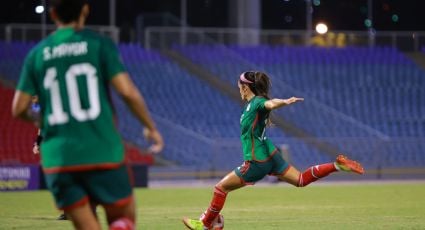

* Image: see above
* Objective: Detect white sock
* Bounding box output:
[334,162,341,171]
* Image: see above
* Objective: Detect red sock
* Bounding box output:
[201,186,227,227]
[109,217,134,230]
[297,163,337,187]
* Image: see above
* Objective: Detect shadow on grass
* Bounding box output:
[13,216,64,221]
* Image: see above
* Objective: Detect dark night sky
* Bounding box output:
[0,0,424,31]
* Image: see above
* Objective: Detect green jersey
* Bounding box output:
[240,96,277,161]
[17,28,125,173]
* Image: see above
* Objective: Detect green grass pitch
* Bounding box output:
[0,182,424,229]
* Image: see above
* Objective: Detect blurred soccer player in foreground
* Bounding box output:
[12,0,163,229]
[183,71,364,230]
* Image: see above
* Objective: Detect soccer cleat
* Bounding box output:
[182,217,208,230]
[57,213,68,220]
[336,155,365,174]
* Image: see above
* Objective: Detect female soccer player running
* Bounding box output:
[183,71,364,230]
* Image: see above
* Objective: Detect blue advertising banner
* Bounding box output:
[0,164,40,191]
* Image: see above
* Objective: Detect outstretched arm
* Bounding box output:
[111,73,164,154]
[264,97,304,110]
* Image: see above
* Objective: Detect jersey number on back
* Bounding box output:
[43,63,100,125]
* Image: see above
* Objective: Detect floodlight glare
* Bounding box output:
[315,23,328,34]
[35,5,45,14]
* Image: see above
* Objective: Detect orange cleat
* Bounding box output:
[336,155,365,174]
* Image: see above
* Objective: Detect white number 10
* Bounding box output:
[43,63,100,125]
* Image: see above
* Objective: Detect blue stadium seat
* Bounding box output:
[1,42,424,170]
[174,44,425,168]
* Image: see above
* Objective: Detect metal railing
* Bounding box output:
[2,23,120,43]
[2,24,424,52]
[144,26,425,51]
[135,13,182,44]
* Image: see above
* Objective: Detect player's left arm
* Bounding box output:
[111,73,164,154]
[13,49,37,121]
[12,90,33,121]
[264,97,304,110]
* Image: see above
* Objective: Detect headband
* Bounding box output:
[239,72,254,84]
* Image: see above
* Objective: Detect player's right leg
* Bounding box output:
[85,164,135,230]
[44,172,101,229]
[277,154,364,187]
[67,203,101,230]
[184,160,272,229]
[104,198,136,230]
[183,170,244,230]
